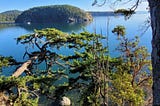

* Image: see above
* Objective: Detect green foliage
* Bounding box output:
[114,9,135,16]
[0,76,39,106]
[14,92,38,106]
[35,28,68,41]
[16,28,109,105]
[0,27,152,105]
[0,75,61,106]
[111,72,144,105]
[0,56,9,69]
[0,56,15,71]
[15,5,92,24]
[109,26,152,106]
[112,25,126,37]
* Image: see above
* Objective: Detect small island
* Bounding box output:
[15,5,93,24]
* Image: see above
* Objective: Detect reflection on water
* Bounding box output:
[0,22,91,33]
[19,22,89,32]
[0,23,16,30]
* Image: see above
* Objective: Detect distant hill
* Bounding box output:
[1,10,22,15]
[0,10,22,23]
[15,5,92,24]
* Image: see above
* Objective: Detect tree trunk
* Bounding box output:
[148,0,160,105]
[12,56,38,77]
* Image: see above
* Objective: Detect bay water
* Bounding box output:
[0,12,151,75]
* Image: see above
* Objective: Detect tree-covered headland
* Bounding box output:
[15,5,92,24]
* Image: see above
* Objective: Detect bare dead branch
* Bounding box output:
[130,0,140,11]
[12,56,38,77]
[92,0,106,6]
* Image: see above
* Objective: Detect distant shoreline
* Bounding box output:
[0,12,118,24]
[0,11,148,24]
[0,21,15,24]
[88,11,122,16]
[88,11,148,16]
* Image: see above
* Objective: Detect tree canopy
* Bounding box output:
[0,27,152,105]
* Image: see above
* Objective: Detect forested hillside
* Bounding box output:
[0,10,22,23]
[15,5,92,24]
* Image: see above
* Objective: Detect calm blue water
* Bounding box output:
[0,13,151,63]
